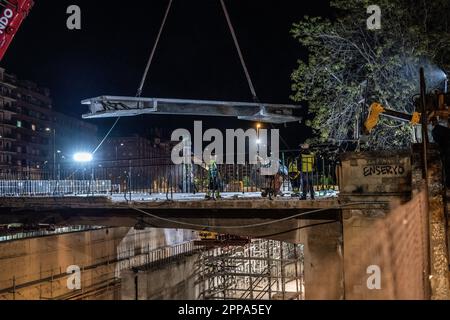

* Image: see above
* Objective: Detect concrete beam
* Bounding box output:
[81,96,302,124]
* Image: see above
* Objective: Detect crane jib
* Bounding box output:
[0,0,33,60]
[0,7,14,35]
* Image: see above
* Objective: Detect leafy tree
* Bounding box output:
[291,0,450,150]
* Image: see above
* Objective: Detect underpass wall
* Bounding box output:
[121,253,200,300]
[0,227,197,300]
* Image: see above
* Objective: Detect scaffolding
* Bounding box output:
[196,239,304,300]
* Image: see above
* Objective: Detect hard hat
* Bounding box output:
[300,143,310,149]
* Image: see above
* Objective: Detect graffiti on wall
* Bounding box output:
[363,165,406,177]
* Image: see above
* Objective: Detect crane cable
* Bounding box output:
[91,0,173,156]
[220,0,259,103]
[92,0,290,156]
[137,0,174,98]
[220,0,291,150]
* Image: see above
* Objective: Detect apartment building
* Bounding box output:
[0,68,98,173]
[0,67,53,170]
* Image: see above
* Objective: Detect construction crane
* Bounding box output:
[363,68,450,194]
[0,0,33,61]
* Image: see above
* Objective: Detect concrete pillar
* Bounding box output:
[300,222,344,300]
[339,151,413,299]
[342,210,395,299]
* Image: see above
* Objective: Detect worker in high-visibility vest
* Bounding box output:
[205,156,221,200]
[288,157,301,197]
[300,144,316,200]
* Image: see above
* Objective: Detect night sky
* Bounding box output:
[2,0,330,149]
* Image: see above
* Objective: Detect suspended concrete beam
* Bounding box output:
[81,96,302,124]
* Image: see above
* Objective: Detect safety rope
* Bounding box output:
[92,117,121,155]
[220,0,259,103]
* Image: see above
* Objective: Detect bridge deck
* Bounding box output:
[0,194,386,242]
[0,193,344,219]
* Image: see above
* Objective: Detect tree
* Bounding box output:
[291,0,450,150]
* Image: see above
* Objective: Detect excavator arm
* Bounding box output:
[0,0,34,61]
[364,102,421,133]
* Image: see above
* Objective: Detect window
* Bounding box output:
[16,121,22,128]
[31,124,36,131]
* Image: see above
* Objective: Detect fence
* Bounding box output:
[0,180,112,196]
[0,152,339,197]
[345,191,429,299]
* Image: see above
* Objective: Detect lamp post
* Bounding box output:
[45,127,56,180]
[57,150,62,181]
[74,152,94,195]
[256,123,262,156]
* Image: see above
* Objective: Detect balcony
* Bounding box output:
[0,91,18,100]
[16,96,51,111]
[0,147,16,154]
[0,105,19,113]
[0,120,18,128]
[0,134,17,140]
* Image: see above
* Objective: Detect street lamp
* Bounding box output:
[73,152,94,163]
[46,127,56,180]
[256,123,262,156]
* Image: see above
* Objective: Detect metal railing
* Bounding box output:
[0,153,339,198]
[0,179,112,196]
[0,226,103,243]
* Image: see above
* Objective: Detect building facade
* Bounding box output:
[0,67,98,174]
[97,135,172,167]
[0,67,53,171]
[96,135,173,193]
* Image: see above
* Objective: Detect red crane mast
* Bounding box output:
[0,0,33,61]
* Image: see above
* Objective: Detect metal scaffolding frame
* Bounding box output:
[195,239,304,300]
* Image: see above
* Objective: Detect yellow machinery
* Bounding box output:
[365,102,422,133]
[196,231,251,247]
[199,231,219,240]
[364,92,450,134]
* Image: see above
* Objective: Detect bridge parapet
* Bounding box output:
[339,150,412,204]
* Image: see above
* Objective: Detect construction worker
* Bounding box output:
[259,156,287,198]
[288,156,301,197]
[205,155,221,200]
[300,144,315,200]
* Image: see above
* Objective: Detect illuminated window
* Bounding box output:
[16,121,22,128]
[31,124,36,131]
